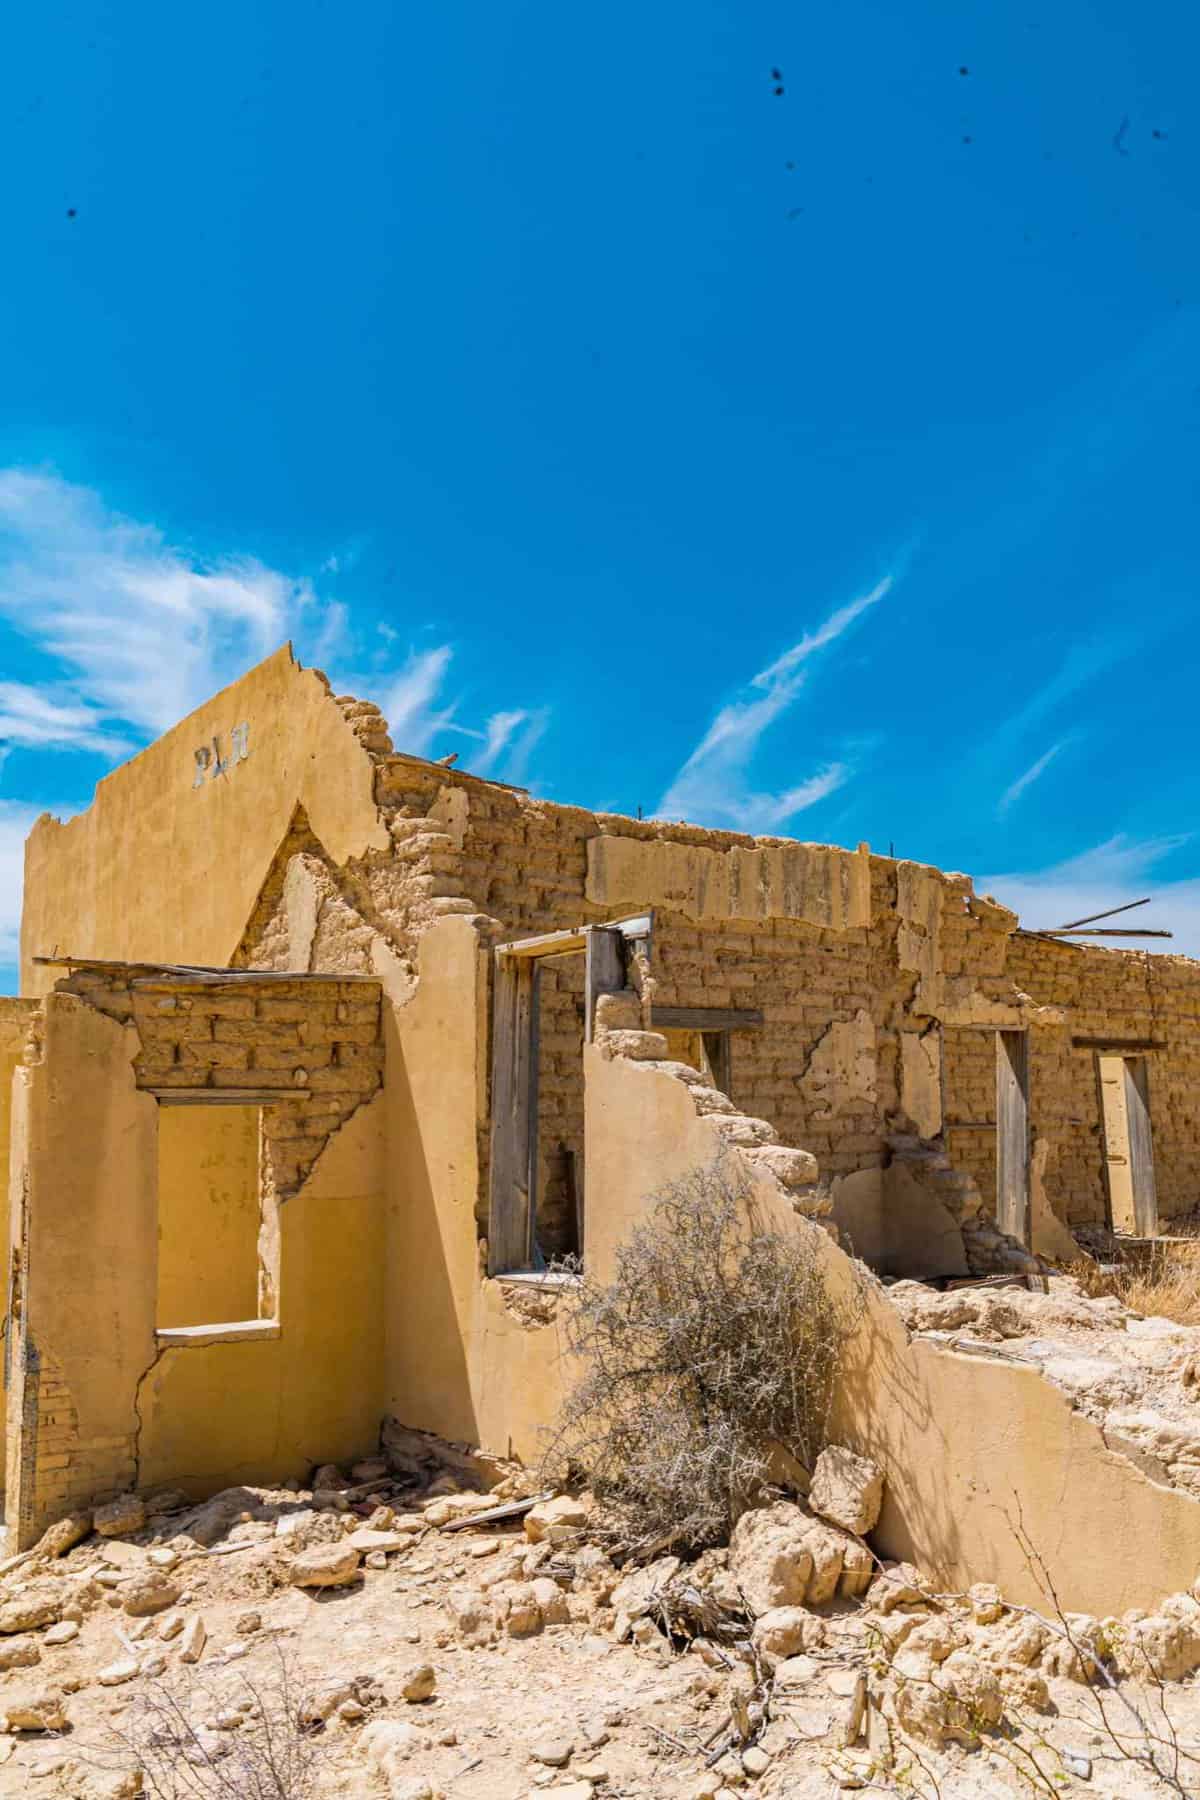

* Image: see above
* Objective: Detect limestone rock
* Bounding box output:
[751,1607,827,1667]
[122,1575,181,1617]
[446,1586,494,1648]
[530,1733,574,1766]
[729,1506,813,1615]
[0,1587,62,1634]
[809,1447,883,1536]
[179,1615,207,1664]
[524,1494,592,1544]
[491,1581,543,1637]
[94,1494,145,1538]
[399,1662,436,1702]
[42,1622,78,1648]
[33,1512,93,1559]
[730,1503,860,1615]
[531,1577,570,1626]
[599,1028,668,1062]
[0,1636,41,1671]
[743,1143,820,1192]
[610,1557,681,1622]
[290,1542,362,1589]
[346,1528,412,1554]
[3,1690,68,1731]
[968,1582,1004,1625]
[98,1659,140,1687]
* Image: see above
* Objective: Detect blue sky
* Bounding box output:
[1,0,1198,985]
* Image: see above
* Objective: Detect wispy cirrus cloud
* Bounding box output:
[0,468,550,784]
[655,573,892,831]
[997,738,1071,817]
[0,468,551,979]
[0,468,318,739]
[982,833,1199,957]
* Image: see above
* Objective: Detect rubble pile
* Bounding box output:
[0,1432,1196,1795]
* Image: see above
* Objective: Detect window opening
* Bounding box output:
[156,1103,268,1328]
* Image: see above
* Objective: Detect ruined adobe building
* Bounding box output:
[4,645,1200,1611]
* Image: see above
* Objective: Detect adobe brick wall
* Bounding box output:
[58,968,384,1203]
[236,740,1200,1236]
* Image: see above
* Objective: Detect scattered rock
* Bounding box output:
[33,1511,93,1559]
[122,1574,181,1617]
[290,1542,362,1589]
[524,1495,592,1544]
[809,1447,884,1535]
[0,1637,41,1671]
[400,1661,437,1702]
[94,1494,145,1538]
[97,1659,140,1688]
[0,1588,62,1634]
[530,1733,574,1766]
[42,1622,78,1648]
[180,1614,207,1664]
[3,1690,68,1731]
[234,1610,261,1634]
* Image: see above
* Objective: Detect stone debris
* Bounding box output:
[179,1613,207,1663]
[32,1512,92,1559]
[809,1446,884,1535]
[399,1661,437,1702]
[2,1690,68,1732]
[0,1637,41,1672]
[93,1494,145,1538]
[523,1493,592,1544]
[121,1573,181,1617]
[289,1541,362,1589]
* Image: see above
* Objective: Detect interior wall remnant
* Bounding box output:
[798,1009,877,1119]
[586,836,871,930]
[156,1105,262,1328]
[136,1094,387,1496]
[5,994,158,1548]
[584,1042,1200,1616]
[899,1027,942,1139]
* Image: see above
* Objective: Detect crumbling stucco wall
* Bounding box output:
[5,995,158,1547]
[19,651,1200,1277]
[4,967,387,1543]
[18,645,389,997]
[584,1046,1200,1616]
[136,1094,387,1496]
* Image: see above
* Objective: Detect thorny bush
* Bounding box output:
[76,1644,328,1800]
[544,1155,864,1554]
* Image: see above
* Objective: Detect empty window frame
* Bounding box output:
[156,1101,268,1328]
[1097,1054,1158,1236]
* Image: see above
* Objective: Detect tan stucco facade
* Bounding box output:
[5,644,1200,1618]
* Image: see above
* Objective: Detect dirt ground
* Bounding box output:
[1,1457,1199,1800]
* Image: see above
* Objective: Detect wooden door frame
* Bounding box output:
[995,1028,1031,1246]
[487,917,647,1276]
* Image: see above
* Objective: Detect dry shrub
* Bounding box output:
[77,1645,326,1800]
[545,1155,862,1554]
[1070,1248,1200,1328]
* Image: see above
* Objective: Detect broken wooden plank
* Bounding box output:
[439,1492,555,1531]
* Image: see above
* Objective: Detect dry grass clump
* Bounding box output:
[544,1155,863,1555]
[1071,1246,1200,1328]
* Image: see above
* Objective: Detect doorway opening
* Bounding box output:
[487,916,649,1276]
[1097,1054,1158,1236]
[943,1025,1031,1245]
